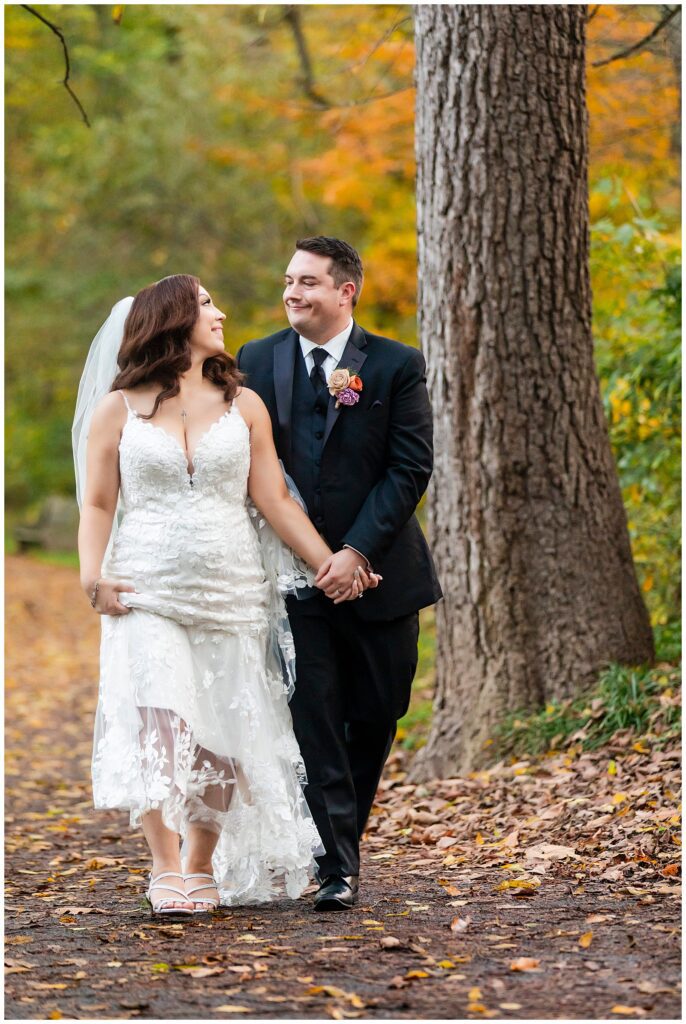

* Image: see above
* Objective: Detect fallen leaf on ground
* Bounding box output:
[450,914,472,933]
[524,843,577,861]
[510,957,541,972]
[494,879,539,892]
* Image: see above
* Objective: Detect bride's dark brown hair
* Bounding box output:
[110,274,243,420]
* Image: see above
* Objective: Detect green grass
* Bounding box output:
[492,621,681,760]
[397,607,435,749]
[397,618,681,758]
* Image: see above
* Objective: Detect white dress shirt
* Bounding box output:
[299,319,354,380]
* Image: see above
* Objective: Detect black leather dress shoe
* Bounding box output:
[313,874,359,911]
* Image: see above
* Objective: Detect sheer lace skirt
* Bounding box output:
[93,607,322,905]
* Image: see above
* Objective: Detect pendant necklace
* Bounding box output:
[180,409,192,487]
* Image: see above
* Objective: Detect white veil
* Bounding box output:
[71,296,134,559]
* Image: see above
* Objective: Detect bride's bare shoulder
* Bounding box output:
[94,390,128,419]
[88,390,128,439]
[234,387,268,422]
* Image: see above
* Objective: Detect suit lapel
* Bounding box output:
[323,322,368,448]
[273,329,298,465]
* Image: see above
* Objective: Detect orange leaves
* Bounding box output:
[449,915,471,934]
[509,957,541,972]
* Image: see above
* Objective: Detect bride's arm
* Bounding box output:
[239,389,364,602]
[77,392,135,614]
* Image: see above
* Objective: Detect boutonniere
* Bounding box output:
[328,368,364,409]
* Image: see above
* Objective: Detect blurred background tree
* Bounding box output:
[5,3,680,639]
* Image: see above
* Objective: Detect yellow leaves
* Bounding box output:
[579,931,594,948]
[405,970,430,980]
[84,856,122,870]
[215,1008,252,1014]
[612,792,629,805]
[608,759,618,775]
[307,985,366,1010]
[112,5,125,24]
[176,965,225,979]
[494,878,539,893]
[610,1006,645,1016]
[437,959,456,969]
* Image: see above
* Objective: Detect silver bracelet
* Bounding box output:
[89,578,102,608]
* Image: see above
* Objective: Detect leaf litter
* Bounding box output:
[5,556,682,1019]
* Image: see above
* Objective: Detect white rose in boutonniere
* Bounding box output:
[328,368,364,409]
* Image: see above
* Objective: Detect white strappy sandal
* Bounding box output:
[184,873,220,914]
[146,871,194,917]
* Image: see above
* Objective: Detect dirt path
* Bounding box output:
[5,556,681,1020]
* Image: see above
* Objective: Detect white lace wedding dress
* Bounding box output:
[92,392,322,904]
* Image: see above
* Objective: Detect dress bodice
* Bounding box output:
[118,402,250,512]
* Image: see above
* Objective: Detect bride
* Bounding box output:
[73,274,377,916]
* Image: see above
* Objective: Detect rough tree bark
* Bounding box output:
[412,5,654,779]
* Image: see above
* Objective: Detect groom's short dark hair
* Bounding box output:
[295,236,364,307]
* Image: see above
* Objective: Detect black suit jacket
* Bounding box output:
[236,322,442,621]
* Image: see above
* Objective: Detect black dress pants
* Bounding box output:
[286,593,419,877]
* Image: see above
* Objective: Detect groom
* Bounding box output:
[236,237,441,910]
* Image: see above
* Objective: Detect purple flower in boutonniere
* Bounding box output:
[328,367,364,409]
[337,387,359,407]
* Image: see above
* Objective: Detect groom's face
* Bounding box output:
[283,250,348,340]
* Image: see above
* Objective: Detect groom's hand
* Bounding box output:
[316,549,372,603]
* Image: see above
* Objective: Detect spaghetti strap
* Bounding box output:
[118,390,135,415]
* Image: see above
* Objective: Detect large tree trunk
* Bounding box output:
[412,5,654,779]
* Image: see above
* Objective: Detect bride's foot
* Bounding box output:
[146,870,194,916]
[184,871,220,914]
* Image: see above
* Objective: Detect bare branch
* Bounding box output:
[592,5,680,68]
[283,5,330,109]
[21,4,91,126]
[587,6,600,23]
[326,15,412,81]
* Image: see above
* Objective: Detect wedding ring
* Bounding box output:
[335,588,342,595]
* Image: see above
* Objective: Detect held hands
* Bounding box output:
[83,577,136,615]
[315,549,383,604]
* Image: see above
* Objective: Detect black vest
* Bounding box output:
[289,349,329,532]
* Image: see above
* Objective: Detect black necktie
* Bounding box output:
[310,348,328,393]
